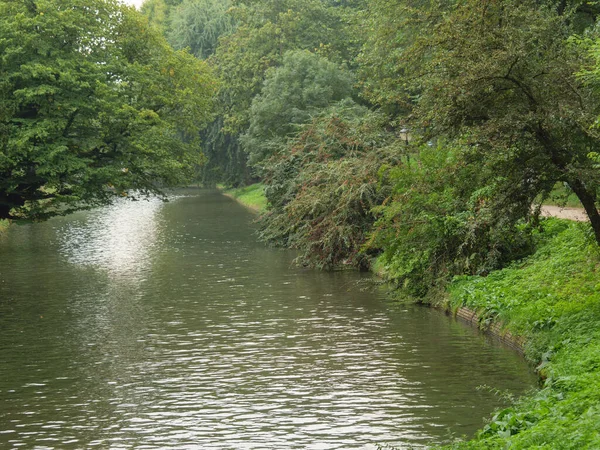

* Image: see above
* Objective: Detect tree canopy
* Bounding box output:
[241,50,355,168]
[167,0,235,60]
[361,0,600,245]
[0,0,215,220]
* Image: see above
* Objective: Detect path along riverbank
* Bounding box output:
[540,205,590,222]
[222,184,600,449]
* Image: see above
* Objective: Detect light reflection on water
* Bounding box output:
[58,196,165,277]
[0,190,537,449]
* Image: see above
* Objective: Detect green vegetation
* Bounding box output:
[167,0,235,60]
[434,220,600,449]
[361,0,600,245]
[0,0,215,221]
[222,183,267,212]
[3,0,600,446]
[241,50,356,169]
[258,104,397,269]
[367,143,536,296]
[543,184,583,208]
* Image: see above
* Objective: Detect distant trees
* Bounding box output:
[141,0,362,186]
[0,0,215,220]
[167,0,235,59]
[242,50,355,168]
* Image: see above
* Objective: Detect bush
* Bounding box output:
[367,143,535,296]
[258,102,397,269]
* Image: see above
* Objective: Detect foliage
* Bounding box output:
[0,0,215,220]
[259,103,397,270]
[440,220,600,449]
[196,116,250,187]
[367,143,535,296]
[241,50,355,168]
[167,0,235,60]
[176,0,362,186]
[540,183,582,208]
[213,0,358,134]
[361,0,600,245]
[140,0,182,32]
[223,182,267,212]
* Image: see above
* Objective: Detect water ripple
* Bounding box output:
[0,190,537,449]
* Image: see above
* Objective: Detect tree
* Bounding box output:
[167,0,235,60]
[194,0,361,186]
[361,0,600,245]
[258,102,397,269]
[241,50,355,167]
[0,0,215,221]
[140,0,183,33]
[213,0,355,134]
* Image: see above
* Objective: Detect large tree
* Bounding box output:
[361,0,600,244]
[167,0,235,60]
[0,0,215,220]
[241,50,355,168]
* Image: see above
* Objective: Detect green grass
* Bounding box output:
[222,183,268,212]
[541,183,582,208]
[0,219,9,234]
[435,219,600,449]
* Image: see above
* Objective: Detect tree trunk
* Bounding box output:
[568,178,600,246]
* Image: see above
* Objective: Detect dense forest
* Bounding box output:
[2,0,600,448]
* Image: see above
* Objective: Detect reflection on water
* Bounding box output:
[0,190,537,449]
[58,197,165,277]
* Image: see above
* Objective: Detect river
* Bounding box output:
[0,189,536,449]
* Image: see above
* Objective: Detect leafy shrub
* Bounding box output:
[367,143,535,296]
[258,102,397,269]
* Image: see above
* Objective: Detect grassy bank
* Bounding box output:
[0,219,9,234]
[222,183,599,447]
[431,219,600,449]
[221,183,268,212]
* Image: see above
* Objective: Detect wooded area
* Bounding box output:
[139,0,600,279]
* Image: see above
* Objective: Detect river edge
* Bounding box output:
[220,185,600,449]
[220,185,530,355]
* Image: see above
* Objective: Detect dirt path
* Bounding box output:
[540,205,589,222]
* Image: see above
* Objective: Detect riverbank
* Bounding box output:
[222,184,600,449]
[437,219,600,449]
[219,183,268,212]
[380,220,600,449]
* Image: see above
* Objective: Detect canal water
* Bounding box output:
[0,190,536,449]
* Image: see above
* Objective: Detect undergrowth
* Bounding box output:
[436,219,600,449]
